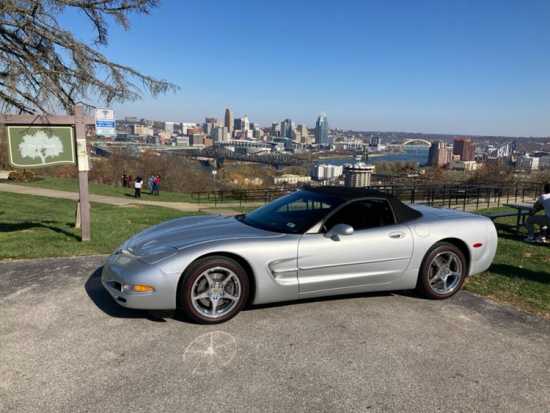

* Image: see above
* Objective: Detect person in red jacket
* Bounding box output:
[153,175,161,196]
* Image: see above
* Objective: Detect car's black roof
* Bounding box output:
[302,185,392,200]
[301,185,423,223]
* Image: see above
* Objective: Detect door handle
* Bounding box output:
[389,231,405,239]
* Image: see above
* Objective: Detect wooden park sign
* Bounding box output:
[1,105,93,241]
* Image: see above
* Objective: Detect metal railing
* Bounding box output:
[371,183,542,211]
[190,183,543,211]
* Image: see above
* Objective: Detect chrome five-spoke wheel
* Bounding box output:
[428,251,462,294]
[181,256,249,324]
[418,242,466,299]
[191,266,242,319]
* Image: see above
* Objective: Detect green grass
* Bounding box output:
[465,210,550,318]
[0,192,195,259]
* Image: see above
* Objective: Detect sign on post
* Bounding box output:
[76,136,90,172]
[95,108,116,136]
[7,126,76,168]
[1,106,93,241]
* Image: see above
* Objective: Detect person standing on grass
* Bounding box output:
[134,177,143,198]
[148,175,155,194]
[155,175,161,196]
[151,175,158,196]
[127,175,133,189]
[525,183,550,242]
[152,175,160,196]
[122,173,128,188]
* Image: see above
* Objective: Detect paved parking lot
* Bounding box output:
[1,256,549,413]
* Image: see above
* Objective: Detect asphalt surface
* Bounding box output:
[1,256,549,413]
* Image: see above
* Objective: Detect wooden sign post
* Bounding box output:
[1,105,94,241]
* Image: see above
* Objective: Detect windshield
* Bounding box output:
[237,190,344,234]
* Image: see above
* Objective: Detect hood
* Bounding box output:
[125,214,282,258]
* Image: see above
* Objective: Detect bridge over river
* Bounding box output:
[91,143,303,167]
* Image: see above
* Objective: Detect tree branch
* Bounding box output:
[0,0,178,114]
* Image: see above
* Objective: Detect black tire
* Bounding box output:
[179,256,249,324]
[416,242,467,299]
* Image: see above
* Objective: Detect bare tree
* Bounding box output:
[0,0,178,114]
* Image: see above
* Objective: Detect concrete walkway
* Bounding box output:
[0,183,258,214]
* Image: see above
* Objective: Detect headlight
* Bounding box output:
[114,239,130,255]
[138,246,178,264]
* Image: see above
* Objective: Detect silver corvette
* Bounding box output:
[102,186,498,324]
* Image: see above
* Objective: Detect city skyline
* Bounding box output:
[116,109,550,139]
[61,1,550,136]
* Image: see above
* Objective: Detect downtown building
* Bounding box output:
[294,124,312,145]
[315,113,330,146]
[343,163,375,188]
[428,141,453,167]
[224,108,233,133]
[234,115,250,134]
[311,164,344,181]
[453,138,475,161]
[280,118,295,139]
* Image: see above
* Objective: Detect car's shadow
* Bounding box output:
[86,266,422,324]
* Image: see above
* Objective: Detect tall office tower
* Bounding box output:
[428,141,452,167]
[271,122,281,137]
[280,118,294,138]
[242,114,250,131]
[453,138,475,161]
[296,124,310,144]
[204,117,218,137]
[224,108,233,133]
[211,126,228,142]
[315,113,330,145]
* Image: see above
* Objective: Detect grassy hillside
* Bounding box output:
[0,192,194,259]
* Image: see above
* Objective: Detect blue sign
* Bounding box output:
[96,120,115,128]
[95,109,116,137]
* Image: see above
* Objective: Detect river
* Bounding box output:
[316,146,430,166]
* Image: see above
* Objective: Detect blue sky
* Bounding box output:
[67,0,550,136]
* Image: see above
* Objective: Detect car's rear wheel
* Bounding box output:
[417,242,467,299]
[179,256,249,324]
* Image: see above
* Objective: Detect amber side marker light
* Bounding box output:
[473,243,483,248]
[126,284,155,293]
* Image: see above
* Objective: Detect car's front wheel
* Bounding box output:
[179,256,249,324]
[417,242,467,299]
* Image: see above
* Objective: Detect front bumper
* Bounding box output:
[101,253,178,310]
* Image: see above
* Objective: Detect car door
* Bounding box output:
[297,198,413,295]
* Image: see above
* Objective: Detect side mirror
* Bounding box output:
[325,224,354,241]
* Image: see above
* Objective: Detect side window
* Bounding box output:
[275,198,333,213]
[324,199,396,232]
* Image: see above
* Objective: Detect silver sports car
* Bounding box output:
[102,186,498,324]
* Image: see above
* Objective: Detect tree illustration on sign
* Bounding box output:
[18,130,64,164]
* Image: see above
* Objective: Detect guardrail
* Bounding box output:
[191,183,543,211]
[372,183,542,211]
